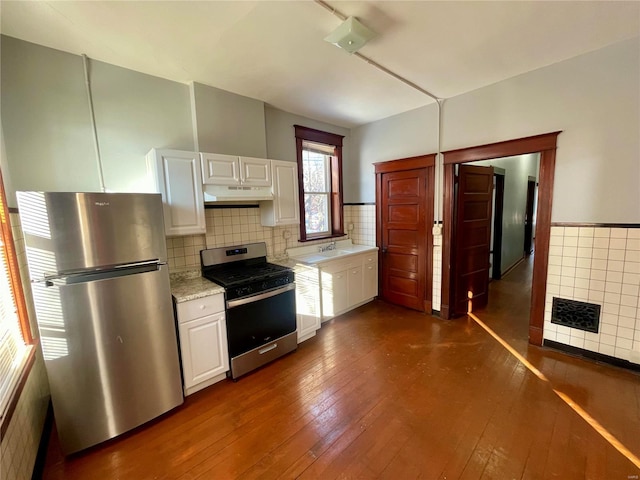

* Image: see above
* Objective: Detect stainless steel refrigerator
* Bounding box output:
[16,192,183,454]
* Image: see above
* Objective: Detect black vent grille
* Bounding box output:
[551,297,601,333]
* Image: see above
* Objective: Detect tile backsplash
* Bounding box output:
[543,226,640,363]
[1,214,50,480]
[166,205,378,270]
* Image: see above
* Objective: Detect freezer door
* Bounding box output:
[32,264,183,454]
[16,192,167,276]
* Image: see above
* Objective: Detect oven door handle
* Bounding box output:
[226,282,295,309]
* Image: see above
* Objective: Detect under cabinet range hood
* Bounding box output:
[203,184,274,203]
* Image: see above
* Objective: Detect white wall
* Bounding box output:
[350,104,439,203]
[193,82,267,158]
[264,105,353,199]
[352,38,640,223]
[475,153,540,272]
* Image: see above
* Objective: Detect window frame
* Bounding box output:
[0,167,35,435]
[294,125,345,242]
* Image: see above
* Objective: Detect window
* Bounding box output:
[294,125,345,241]
[0,168,33,422]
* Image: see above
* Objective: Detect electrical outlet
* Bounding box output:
[282,230,291,239]
[432,225,442,236]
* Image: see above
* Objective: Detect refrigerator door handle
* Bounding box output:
[45,263,161,286]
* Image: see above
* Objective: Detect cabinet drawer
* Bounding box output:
[363,253,378,265]
[176,294,225,323]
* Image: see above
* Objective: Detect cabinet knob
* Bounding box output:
[199,305,206,310]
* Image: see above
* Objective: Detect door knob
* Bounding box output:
[382,248,387,254]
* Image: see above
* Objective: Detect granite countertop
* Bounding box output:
[169,269,225,303]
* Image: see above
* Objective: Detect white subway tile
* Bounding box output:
[594,228,610,238]
[574,288,589,301]
[560,286,574,297]
[578,236,594,248]
[564,228,579,237]
[576,247,592,258]
[621,284,639,296]
[549,245,563,256]
[584,340,599,352]
[592,248,608,260]
[548,264,561,276]
[600,323,617,336]
[590,269,606,281]
[603,302,620,315]
[599,343,616,356]
[547,274,560,285]
[610,228,628,239]
[549,236,563,246]
[601,312,619,325]
[579,227,595,237]
[603,292,621,304]
[575,277,590,289]
[600,334,616,346]
[609,238,627,250]
[615,337,633,349]
[608,250,626,262]
[623,272,640,286]
[626,250,640,263]
[569,337,585,348]
[604,282,622,294]
[549,255,562,266]
[550,226,565,237]
[591,259,608,271]
[564,236,578,248]
[589,279,605,291]
[620,294,638,307]
[628,229,640,239]
[617,316,636,329]
[606,271,623,283]
[561,266,576,278]
[619,305,637,319]
[562,256,577,267]
[588,290,605,303]
[556,333,571,345]
[593,237,610,249]
[576,257,592,268]
[626,238,640,251]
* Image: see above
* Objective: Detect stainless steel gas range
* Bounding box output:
[201,243,297,379]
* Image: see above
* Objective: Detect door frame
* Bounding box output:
[374,154,436,313]
[440,132,561,346]
[491,171,505,280]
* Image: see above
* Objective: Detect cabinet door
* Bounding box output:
[178,312,229,390]
[239,157,271,186]
[363,254,378,300]
[348,265,364,306]
[262,160,300,226]
[295,266,321,342]
[321,266,349,319]
[201,152,240,185]
[149,149,205,236]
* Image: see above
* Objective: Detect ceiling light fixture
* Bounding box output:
[324,16,375,54]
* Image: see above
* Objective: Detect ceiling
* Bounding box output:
[1,1,639,128]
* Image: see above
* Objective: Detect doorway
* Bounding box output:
[441,132,561,346]
[374,155,435,313]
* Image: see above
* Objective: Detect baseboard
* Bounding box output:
[543,339,640,373]
[31,399,53,480]
[501,256,526,278]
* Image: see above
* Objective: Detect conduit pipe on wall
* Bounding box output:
[314,0,444,223]
[82,54,107,193]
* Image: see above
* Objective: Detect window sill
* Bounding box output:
[0,342,37,439]
[299,233,347,243]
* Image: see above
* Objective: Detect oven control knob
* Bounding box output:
[262,282,268,290]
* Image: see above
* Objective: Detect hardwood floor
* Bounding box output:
[42,258,640,479]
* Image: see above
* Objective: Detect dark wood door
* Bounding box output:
[524,179,536,255]
[454,164,493,315]
[379,169,429,311]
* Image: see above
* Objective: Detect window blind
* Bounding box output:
[0,234,27,417]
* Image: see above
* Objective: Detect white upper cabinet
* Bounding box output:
[147,149,206,236]
[238,156,271,186]
[201,152,240,185]
[260,160,300,226]
[201,153,271,187]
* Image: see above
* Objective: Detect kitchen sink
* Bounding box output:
[318,249,350,257]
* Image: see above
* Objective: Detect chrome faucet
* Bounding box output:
[318,241,337,252]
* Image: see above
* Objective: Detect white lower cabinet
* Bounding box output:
[319,252,378,321]
[294,264,321,343]
[175,293,229,395]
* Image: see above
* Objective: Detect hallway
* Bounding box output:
[42,264,640,479]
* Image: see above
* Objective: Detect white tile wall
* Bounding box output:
[544,226,640,363]
[1,214,50,480]
[166,205,379,270]
[344,205,376,246]
[433,233,442,311]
